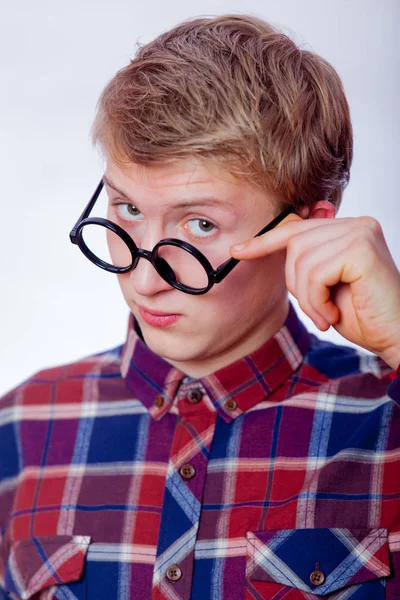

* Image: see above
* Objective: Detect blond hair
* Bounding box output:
[91,14,353,211]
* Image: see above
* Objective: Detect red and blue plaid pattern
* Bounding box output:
[0,303,399,599]
[245,528,390,598]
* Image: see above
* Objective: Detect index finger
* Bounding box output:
[229,214,333,259]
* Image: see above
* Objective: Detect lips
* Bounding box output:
[138,305,179,317]
[137,305,181,328]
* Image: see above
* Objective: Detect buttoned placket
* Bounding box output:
[151,382,217,600]
[120,304,311,599]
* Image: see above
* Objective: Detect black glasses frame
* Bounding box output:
[69,179,294,295]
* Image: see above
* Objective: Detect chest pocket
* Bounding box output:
[245,527,390,599]
[3,535,90,599]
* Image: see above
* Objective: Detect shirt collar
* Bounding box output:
[120,302,310,423]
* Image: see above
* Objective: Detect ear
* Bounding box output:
[299,200,336,220]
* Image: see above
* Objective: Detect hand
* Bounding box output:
[230,213,400,370]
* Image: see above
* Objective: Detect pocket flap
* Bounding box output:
[246,528,390,596]
[5,534,91,599]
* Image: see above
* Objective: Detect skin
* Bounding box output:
[104,156,400,375]
[231,208,400,370]
[105,157,291,377]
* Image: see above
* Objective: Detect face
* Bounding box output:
[104,157,289,377]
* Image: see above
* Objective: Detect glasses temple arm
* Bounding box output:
[253,205,294,238]
[213,205,295,283]
[70,179,104,238]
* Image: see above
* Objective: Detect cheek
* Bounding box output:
[106,230,133,268]
[203,253,286,319]
[226,253,285,293]
[115,252,286,323]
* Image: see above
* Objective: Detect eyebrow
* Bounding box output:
[102,174,237,213]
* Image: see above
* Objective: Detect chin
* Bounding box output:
[139,325,193,359]
[148,335,213,369]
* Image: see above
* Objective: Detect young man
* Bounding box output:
[1,14,399,600]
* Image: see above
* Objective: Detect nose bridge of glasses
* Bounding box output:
[135,247,153,261]
[133,246,176,282]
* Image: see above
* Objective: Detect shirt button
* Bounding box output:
[166,564,182,581]
[310,569,325,586]
[224,398,237,411]
[187,389,203,404]
[154,395,164,408]
[179,463,196,480]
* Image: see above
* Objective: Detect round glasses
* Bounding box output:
[70,179,294,295]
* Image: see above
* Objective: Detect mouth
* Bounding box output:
[137,305,181,328]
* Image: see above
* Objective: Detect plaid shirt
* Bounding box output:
[0,303,399,600]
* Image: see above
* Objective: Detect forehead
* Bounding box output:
[104,157,276,216]
[107,158,236,189]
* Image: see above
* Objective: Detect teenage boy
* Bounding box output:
[1,14,399,600]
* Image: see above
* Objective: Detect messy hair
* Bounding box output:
[91,14,353,212]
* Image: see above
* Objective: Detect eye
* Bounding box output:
[185,218,217,238]
[113,202,142,220]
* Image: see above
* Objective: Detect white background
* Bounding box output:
[1,0,399,396]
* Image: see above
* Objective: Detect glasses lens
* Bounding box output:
[81,223,132,269]
[156,244,209,290]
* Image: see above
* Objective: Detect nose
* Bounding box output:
[129,252,173,297]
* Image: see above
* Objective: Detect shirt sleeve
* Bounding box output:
[387,375,400,404]
[383,374,400,599]
[0,384,21,594]
[375,355,400,404]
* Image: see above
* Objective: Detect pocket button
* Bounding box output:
[310,569,325,586]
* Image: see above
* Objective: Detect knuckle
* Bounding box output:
[287,237,302,257]
[308,268,323,285]
[351,235,376,256]
[294,255,305,274]
[358,216,383,235]
[294,248,314,274]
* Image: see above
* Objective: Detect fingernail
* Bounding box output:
[231,243,246,252]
